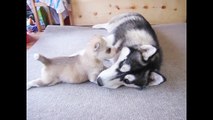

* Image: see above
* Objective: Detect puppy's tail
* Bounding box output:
[34,53,50,65]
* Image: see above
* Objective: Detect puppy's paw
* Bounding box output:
[34,53,40,60]
[26,83,32,90]
[26,81,38,90]
[89,79,98,84]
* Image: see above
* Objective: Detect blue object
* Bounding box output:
[27,25,38,32]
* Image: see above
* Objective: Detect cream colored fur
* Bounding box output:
[27,36,117,90]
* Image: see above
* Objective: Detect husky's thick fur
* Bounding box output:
[92,12,166,89]
[27,36,117,90]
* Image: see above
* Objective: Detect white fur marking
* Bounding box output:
[124,74,135,82]
[148,72,164,86]
[116,47,130,63]
[102,34,115,48]
[120,64,131,72]
[126,29,155,46]
[141,45,157,61]
[114,39,122,48]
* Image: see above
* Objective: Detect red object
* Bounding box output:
[26,34,30,43]
[64,16,70,25]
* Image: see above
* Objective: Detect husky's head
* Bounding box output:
[96,45,166,89]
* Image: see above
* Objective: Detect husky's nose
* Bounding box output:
[97,77,103,86]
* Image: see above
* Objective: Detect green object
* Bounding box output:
[37,6,49,28]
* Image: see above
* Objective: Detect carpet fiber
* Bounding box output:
[27,23,186,120]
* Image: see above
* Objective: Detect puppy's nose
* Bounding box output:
[97,77,103,86]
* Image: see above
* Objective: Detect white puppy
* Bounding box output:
[27,36,117,90]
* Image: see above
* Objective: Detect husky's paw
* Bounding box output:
[92,23,108,29]
[92,24,101,29]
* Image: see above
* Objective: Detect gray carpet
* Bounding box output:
[27,23,186,120]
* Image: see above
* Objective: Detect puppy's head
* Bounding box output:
[96,45,166,89]
[87,35,118,61]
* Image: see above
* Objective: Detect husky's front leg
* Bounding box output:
[92,23,108,29]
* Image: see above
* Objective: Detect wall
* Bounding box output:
[71,0,186,25]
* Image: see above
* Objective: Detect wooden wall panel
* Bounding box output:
[71,0,186,25]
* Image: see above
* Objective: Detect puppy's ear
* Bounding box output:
[147,71,166,86]
[140,45,157,61]
[94,42,100,51]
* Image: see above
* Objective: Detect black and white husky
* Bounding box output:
[92,12,166,89]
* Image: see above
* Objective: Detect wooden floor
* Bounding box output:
[27,32,43,49]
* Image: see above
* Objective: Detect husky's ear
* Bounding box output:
[94,42,100,51]
[140,45,157,61]
[147,71,166,86]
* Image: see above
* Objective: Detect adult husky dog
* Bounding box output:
[92,12,166,89]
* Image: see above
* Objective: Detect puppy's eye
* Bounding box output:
[106,48,111,54]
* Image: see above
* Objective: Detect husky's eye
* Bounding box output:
[123,79,130,84]
[106,48,111,54]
